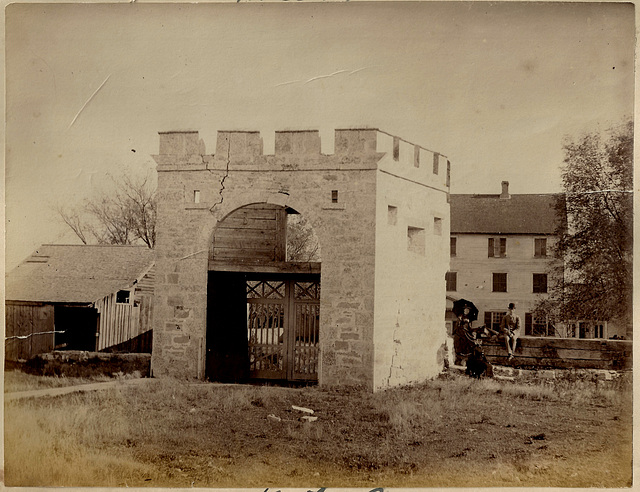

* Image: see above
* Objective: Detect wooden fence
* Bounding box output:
[5,302,55,360]
[481,336,632,370]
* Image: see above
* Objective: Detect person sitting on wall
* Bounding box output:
[500,302,522,360]
[453,306,483,365]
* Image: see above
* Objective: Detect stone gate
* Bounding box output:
[151,128,451,390]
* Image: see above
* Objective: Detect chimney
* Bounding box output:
[500,181,510,199]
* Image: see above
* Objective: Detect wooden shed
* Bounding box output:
[5,244,155,361]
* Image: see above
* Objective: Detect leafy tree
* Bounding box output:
[538,120,633,331]
[57,171,156,248]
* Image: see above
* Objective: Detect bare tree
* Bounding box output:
[286,214,320,262]
[56,171,156,248]
[56,204,90,244]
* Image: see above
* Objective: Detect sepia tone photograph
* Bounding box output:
[3,1,634,488]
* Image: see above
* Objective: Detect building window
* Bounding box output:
[577,321,606,339]
[594,323,605,339]
[450,237,457,257]
[433,153,439,174]
[445,271,457,292]
[484,311,506,333]
[488,237,507,257]
[194,190,201,203]
[525,313,556,337]
[387,205,398,225]
[492,273,507,292]
[534,238,547,257]
[434,217,442,235]
[446,161,451,187]
[116,290,131,304]
[533,273,548,293]
[331,190,339,203]
[393,137,400,161]
[407,226,425,255]
[579,321,588,338]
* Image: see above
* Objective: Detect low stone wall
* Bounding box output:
[20,351,151,378]
[490,364,631,382]
[450,363,631,386]
[481,336,632,370]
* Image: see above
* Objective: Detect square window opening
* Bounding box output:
[533,273,548,293]
[535,238,547,257]
[434,217,442,235]
[492,273,507,292]
[488,237,507,257]
[407,226,425,255]
[116,290,131,304]
[388,205,398,226]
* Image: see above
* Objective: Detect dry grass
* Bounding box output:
[4,389,158,487]
[4,369,114,393]
[4,371,632,488]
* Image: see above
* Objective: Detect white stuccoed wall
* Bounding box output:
[373,132,451,390]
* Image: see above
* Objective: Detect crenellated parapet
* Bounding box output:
[153,128,450,191]
[216,131,263,157]
[158,130,206,155]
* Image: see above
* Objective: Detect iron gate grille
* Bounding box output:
[246,278,320,381]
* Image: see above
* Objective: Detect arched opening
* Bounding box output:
[205,203,321,384]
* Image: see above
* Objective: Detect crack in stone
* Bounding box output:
[209,142,231,215]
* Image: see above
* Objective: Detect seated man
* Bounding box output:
[500,302,521,360]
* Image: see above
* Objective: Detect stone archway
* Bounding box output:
[205,203,321,383]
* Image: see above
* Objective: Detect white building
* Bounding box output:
[447,181,563,337]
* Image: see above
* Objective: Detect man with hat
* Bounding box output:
[500,302,521,360]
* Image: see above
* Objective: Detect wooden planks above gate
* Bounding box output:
[211,204,287,264]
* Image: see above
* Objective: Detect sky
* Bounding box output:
[4,1,635,270]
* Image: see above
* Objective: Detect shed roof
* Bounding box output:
[450,193,563,235]
[5,244,155,304]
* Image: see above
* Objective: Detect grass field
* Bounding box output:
[3,370,114,393]
[4,370,633,488]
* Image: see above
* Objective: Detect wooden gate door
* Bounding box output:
[246,276,320,382]
[289,280,320,381]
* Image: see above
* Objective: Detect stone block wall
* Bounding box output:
[150,128,450,390]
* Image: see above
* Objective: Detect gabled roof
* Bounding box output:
[450,193,563,235]
[5,244,155,304]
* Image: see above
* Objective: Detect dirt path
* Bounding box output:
[4,377,154,401]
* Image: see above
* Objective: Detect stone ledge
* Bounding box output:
[449,363,630,381]
[15,351,152,378]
